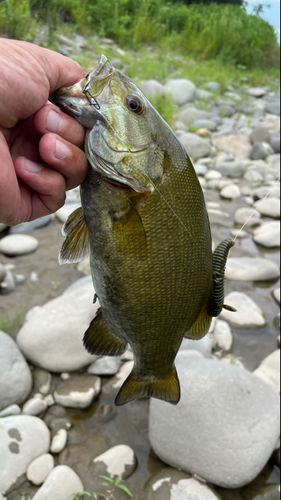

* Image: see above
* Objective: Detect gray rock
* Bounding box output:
[206,81,220,91]
[92,445,137,479]
[180,335,212,358]
[253,221,280,248]
[0,405,21,418]
[164,79,196,105]
[22,396,48,416]
[218,104,235,118]
[196,89,213,101]
[87,356,121,376]
[266,99,280,115]
[9,216,51,234]
[253,185,280,200]
[270,132,280,153]
[0,264,6,283]
[0,331,32,411]
[231,229,248,239]
[212,135,252,160]
[250,127,270,145]
[215,159,245,178]
[50,429,68,454]
[243,169,264,184]
[27,454,55,486]
[248,87,267,98]
[225,257,280,282]
[194,163,208,176]
[149,353,280,488]
[32,368,52,395]
[0,415,50,495]
[234,207,261,227]
[253,350,280,394]
[213,320,233,352]
[220,292,266,328]
[17,283,97,372]
[54,374,101,409]
[140,80,164,96]
[55,203,81,224]
[32,465,84,500]
[251,141,274,160]
[193,119,217,131]
[177,107,210,127]
[220,184,241,200]
[0,268,16,295]
[179,133,211,160]
[0,234,39,257]
[254,197,280,218]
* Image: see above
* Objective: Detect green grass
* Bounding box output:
[0,305,26,337]
[70,475,133,500]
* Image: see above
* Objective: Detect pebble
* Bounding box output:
[206,81,220,91]
[32,465,84,500]
[253,350,280,394]
[215,159,245,178]
[260,116,280,133]
[249,127,270,144]
[0,415,50,495]
[231,229,248,239]
[22,397,48,416]
[0,234,39,257]
[87,356,121,376]
[32,368,52,395]
[270,132,280,153]
[251,141,274,160]
[225,257,280,282]
[9,215,51,234]
[55,203,81,224]
[273,288,280,304]
[194,163,208,176]
[50,429,68,454]
[254,197,280,218]
[220,292,266,328]
[193,119,217,131]
[248,87,267,98]
[220,184,241,199]
[266,99,280,115]
[92,445,137,479]
[179,132,211,160]
[0,268,16,295]
[164,79,196,105]
[177,107,210,127]
[205,170,222,181]
[212,135,252,160]
[140,80,165,96]
[54,374,101,409]
[234,207,261,227]
[253,221,280,248]
[27,454,55,485]
[196,89,213,100]
[0,331,32,411]
[149,352,280,489]
[213,320,233,352]
[0,405,21,418]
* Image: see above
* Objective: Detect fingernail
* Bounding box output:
[46,109,63,132]
[55,140,69,160]
[25,159,43,173]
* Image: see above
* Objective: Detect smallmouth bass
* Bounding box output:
[53,55,235,406]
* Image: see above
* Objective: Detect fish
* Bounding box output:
[52,55,235,406]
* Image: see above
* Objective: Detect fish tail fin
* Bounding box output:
[115,366,181,406]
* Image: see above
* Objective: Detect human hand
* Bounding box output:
[0,38,88,226]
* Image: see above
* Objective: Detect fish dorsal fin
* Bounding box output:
[83,308,127,356]
[208,238,235,317]
[184,305,212,340]
[115,365,181,406]
[59,207,90,264]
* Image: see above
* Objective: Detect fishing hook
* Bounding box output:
[83,87,101,110]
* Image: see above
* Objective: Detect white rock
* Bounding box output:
[87,356,121,376]
[0,331,32,411]
[253,221,280,248]
[22,397,48,416]
[170,478,222,500]
[220,184,241,199]
[254,197,280,218]
[273,288,280,304]
[112,361,134,390]
[164,79,196,105]
[212,135,252,160]
[220,292,266,328]
[149,353,280,488]
[0,405,21,418]
[225,257,280,282]
[248,87,267,97]
[140,80,165,96]
[230,229,248,239]
[0,415,50,495]
[27,454,55,486]
[54,374,101,409]
[0,234,39,257]
[234,207,261,227]
[50,429,68,454]
[93,445,137,479]
[253,350,280,393]
[55,203,81,224]
[180,336,212,358]
[17,284,97,372]
[32,465,84,500]
[213,320,233,351]
[205,170,222,181]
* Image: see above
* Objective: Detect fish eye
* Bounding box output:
[125,95,143,115]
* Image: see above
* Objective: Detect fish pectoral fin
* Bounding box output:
[115,366,181,406]
[83,308,127,356]
[184,305,212,340]
[111,200,147,259]
[59,207,90,264]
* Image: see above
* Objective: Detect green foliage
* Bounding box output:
[70,475,133,500]
[0,305,26,337]
[0,0,35,40]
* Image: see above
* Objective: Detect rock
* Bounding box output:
[194,163,208,176]
[0,415,50,495]
[0,331,32,411]
[218,104,236,118]
[0,268,16,295]
[225,257,280,282]
[215,159,245,178]
[149,352,280,488]
[205,170,222,181]
[177,107,210,127]
[254,197,280,218]
[234,207,261,227]
[253,185,280,200]
[179,132,211,160]
[0,234,39,257]
[266,99,280,116]
[54,374,101,409]
[253,221,280,248]
[273,288,280,304]
[180,336,212,358]
[193,119,217,131]
[87,356,121,376]
[206,81,220,91]
[260,116,280,133]
[220,184,241,200]
[220,292,266,328]
[17,283,97,372]
[0,224,7,233]
[196,89,213,101]
[50,429,68,454]
[250,127,270,145]
[251,142,274,160]
[0,405,21,418]
[32,369,52,396]
[22,397,48,416]
[140,80,164,96]
[27,454,55,486]
[164,79,196,105]
[55,203,81,224]
[32,465,84,500]
[0,264,6,284]
[9,216,51,234]
[213,320,233,352]
[270,132,280,153]
[248,87,267,98]
[212,135,252,160]
[231,229,248,239]
[253,350,280,394]
[92,445,137,479]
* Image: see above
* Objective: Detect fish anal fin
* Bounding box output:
[83,308,127,356]
[111,200,147,259]
[115,366,180,406]
[184,305,212,340]
[59,207,90,264]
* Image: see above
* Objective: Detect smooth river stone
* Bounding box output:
[225,257,280,282]
[220,292,266,328]
[0,234,39,256]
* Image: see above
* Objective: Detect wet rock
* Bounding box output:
[248,87,267,98]
[50,429,68,454]
[32,369,52,396]
[17,283,96,372]
[206,81,220,91]
[251,142,274,160]
[177,107,210,127]
[215,159,245,178]
[22,396,48,416]
[32,465,83,500]
[9,216,51,234]
[253,221,280,248]
[213,320,233,352]
[0,331,32,411]
[234,207,261,227]
[140,80,164,96]
[253,350,280,394]
[254,196,280,218]
[220,292,266,328]
[27,454,55,486]
[180,336,212,358]
[273,288,280,304]
[149,352,280,489]
[270,132,280,153]
[87,356,121,376]
[0,234,39,257]
[0,415,50,495]
[164,79,196,105]
[179,132,211,160]
[93,445,137,479]
[47,417,71,432]
[0,405,21,418]
[212,135,252,160]
[220,184,241,199]
[54,374,101,409]
[250,127,270,145]
[225,257,280,282]
[55,203,81,224]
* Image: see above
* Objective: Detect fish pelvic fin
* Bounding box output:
[59,207,90,264]
[184,305,212,340]
[208,238,235,317]
[115,366,181,406]
[83,308,127,356]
